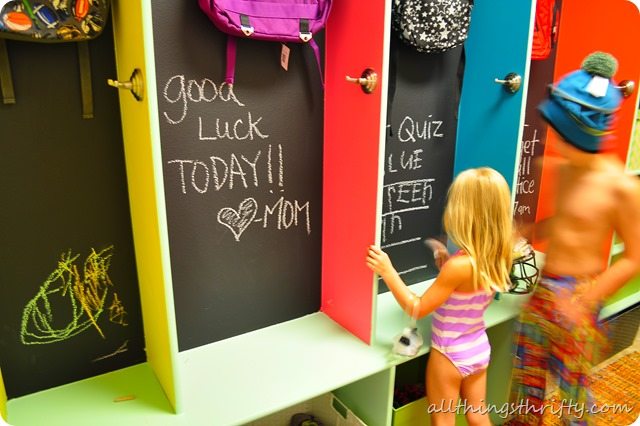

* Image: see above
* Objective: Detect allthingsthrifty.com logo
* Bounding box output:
[426,399,635,419]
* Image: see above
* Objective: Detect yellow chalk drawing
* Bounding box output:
[109,293,128,326]
[21,246,118,345]
[93,340,129,362]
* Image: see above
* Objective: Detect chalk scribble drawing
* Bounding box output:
[20,246,128,345]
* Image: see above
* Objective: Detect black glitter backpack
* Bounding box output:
[392,0,473,53]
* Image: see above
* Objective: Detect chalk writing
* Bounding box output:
[93,340,129,362]
[217,196,312,241]
[398,265,429,275]
[159,74,314,243]
[109,293,128,326]
[260,196,311,235]
[398,115,444,143]
[387,149,424,172]
[167,144,283,193]
[381,179,435,244]
[382,237,423,249]
[377,264,429,282]
[382,113,443,250]
[198,113,269,141]
[162,75,246,125]
[385,179,434,214]
[515,124,541,219]
[21,246,125,345]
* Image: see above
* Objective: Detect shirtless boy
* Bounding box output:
[508,52,640,425]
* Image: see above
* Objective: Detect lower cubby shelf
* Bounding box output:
[6,313,394,426]
[7,276,633,426]
[247,392,367,426]
[6,362,174,426]
[3,296,527,426]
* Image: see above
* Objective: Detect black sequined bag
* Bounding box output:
[392,0,473,53]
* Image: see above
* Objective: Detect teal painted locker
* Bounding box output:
[455,0,536,188]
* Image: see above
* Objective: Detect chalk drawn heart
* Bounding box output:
[217,198,258,241]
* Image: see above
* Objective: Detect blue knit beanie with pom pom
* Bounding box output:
[538,52,623,152]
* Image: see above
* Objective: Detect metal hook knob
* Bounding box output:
[494,72,522,94]
[617,80,635,98]
[345,68,378,94]
[108,68,144,101]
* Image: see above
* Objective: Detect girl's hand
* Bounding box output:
[424,238,449,270]
[366,245,395,277]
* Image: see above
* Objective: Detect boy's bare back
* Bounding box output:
[544,153,640,277]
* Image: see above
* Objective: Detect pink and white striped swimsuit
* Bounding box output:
[430,289,494,377]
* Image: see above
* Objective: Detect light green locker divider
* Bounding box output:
[111,0,181,412]
[606,273,640,306]
[0,368,6,422]
[334,368,395,426]
[602,248,640,318]
[601,271,640,319]
[486,319,517,425]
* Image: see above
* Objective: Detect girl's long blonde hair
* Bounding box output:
[443,167,513,292]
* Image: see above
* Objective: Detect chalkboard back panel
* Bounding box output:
[151,2,324,350]
[379,38,462,291]
[0,23,145,398]
[514,0,562,227]
[514,54,558,225]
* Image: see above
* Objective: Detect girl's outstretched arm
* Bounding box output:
[366,245,468,318]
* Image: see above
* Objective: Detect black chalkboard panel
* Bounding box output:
[514,58,555,224]
[379,38,462,292]
[514,0,563,226]
[0,22,145,398]
[151,2,323,350]
[514,50,560,224]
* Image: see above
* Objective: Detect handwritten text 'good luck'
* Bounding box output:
[160,74,313,242]
[161,75,269,141]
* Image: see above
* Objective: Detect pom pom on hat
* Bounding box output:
[581,51,618,78]
[538,51,623,153]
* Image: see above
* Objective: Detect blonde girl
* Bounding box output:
[366,167,513,426]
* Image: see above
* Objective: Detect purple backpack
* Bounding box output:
[199,0,332,86]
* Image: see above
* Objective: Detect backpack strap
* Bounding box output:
[224,35,324,88]
[308,38,324,88]
[299,19,312,42]
[77,41,94,119]
[0,39,16,105]
[299,18,324,88]
[0,39,94,117]
[240,14,254,36]
[225,36,238,85]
